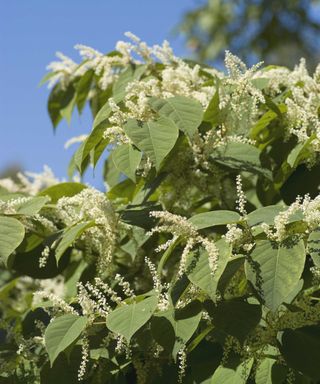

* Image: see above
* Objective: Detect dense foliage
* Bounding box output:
[1,33,320,383]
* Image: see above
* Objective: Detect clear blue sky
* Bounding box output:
[0,0,197,186]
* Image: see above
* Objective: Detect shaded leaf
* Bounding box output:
[279,326,320,381]
[55,221,96,263]
[0,216,25,265]
[211,358,253,384]
[45,314,87,366]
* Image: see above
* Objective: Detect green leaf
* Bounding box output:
[92,99,112,130]
[159,302,202,357]
[188,210,241,229]
[245,240,305,311]
[74,126,106,173]
[123,117,179,170]
[106,295,158,342]
[111,144,142,182]
[211,142,272,179]
[0,216,25,264]
[38,182,86,203]
[47,83,75,129]
[251,77,270,90]
[151,316,175,352]
[55,221,96,263]
[186,239,232,300]
[120,203,161,230]
[246,205,284,227]
[211,358,254,384]
[12,196,50,215]
[75,70,94,114]
[149,96,203,137]
[45,314,87,366]
[91,138,109,168]
[307,229,320,267]
[212,298,261,343]
[250,105,285,138]
[12,234,70,278]
[255,358,287,384]
[203,90,223,125]
[279,326,320,381]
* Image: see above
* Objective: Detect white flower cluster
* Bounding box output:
[144,257,170,311]
[0,165,59,195]
[255,59,320,158]
[0,196,32,215]
[56,188,117,273]
[261,194,320,242]
[235,175,247,216]
[219,51,265,134]
[148,211,219,276]
[46,32,180,91]
[78,336,89,381]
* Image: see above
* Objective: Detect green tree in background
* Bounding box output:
[178,0,320,68]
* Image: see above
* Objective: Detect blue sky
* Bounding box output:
[0,0,197,186]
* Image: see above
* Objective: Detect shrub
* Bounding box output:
[1,32,320,383]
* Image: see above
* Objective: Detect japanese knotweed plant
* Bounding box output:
[1,33,320,383]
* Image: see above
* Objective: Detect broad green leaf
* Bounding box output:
[245,240,305,311]
[279,326,320,381]
[217,255,245,294]
[159,302,202,357]
[250,104,286,138]
[107,178,137,202]
[47,83,75,129]
[60,93,76,125]
[74,126,106,173]
[255,358,287,384]
[211,142,272,179]
[188,210,241,229]
[120,203,161,230]
[203,90,223,125]
[12,234,70,278]
[12,196,50,215]
[75,69,94,114]
[0,216,25,264]
[307,229,320,267]
[151,316,175,352]
[106,295,158,342]
[211,358,253,384]
[212,298,261,343]
[38,182,86,203]
[149,96,203,137]
[251,77,270,90]
[112,66,135,100]
[91,137,109,168]
[55,221,96,263]
[91,86,123,131]
[45,314,87,366]
[186,239,232,300]
[92,100,112,130]
[123,117,179,170]
[246,205,284,227]
[111,144,142,182]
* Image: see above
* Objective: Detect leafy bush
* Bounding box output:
[1,32,320,383]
